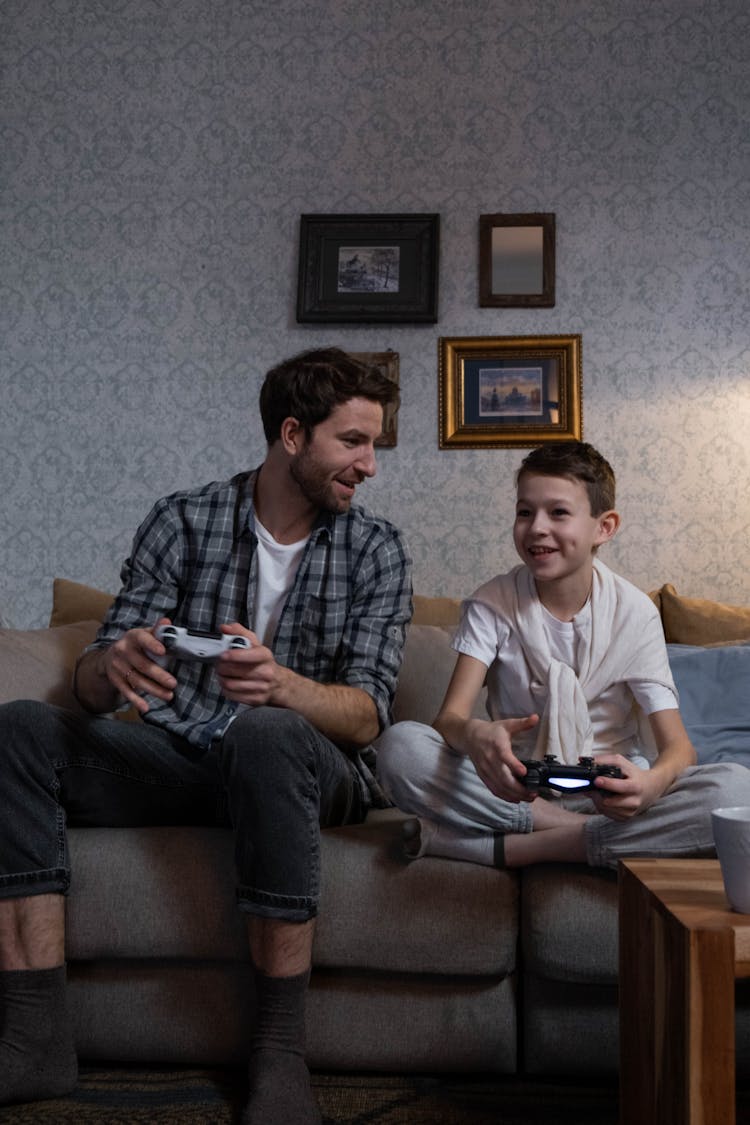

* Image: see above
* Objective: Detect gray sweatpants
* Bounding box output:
[376,720,750,869]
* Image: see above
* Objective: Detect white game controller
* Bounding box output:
[154,625,252,663]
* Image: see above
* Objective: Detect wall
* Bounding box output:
[2,0,749,627]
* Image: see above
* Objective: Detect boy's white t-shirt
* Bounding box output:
[252,518,309,646]
[453,589,678,767]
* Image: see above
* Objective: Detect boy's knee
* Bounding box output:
[376,720,420,776]
[683,762,750,819]
[376,720,437,802]
[711,762,750,805]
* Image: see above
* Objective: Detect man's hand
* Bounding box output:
[81,617,177,715]
[464,714,540,802]
[215,624,379,746]
[214,624,284,707]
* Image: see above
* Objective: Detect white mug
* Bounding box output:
[712,806,750,914]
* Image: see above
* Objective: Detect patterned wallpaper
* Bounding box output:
[2,0,750,627]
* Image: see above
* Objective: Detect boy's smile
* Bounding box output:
[513,472,618,602]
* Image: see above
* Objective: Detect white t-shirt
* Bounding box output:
[253,518,309,646]
[454,593,677,767]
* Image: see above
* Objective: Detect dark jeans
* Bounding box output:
[0,700,368,921]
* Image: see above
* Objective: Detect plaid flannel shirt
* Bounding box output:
[89,471,413,776]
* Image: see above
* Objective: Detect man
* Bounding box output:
[0,348,412,1124]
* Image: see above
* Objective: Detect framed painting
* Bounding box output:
[438,334,582,449]
[297,213,439,323]
[350,350,400,447]
[479,213,555,307]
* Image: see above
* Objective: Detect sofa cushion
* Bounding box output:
[50,577,114,627]
[0,621,100,709]
[521,865,618,984]
[412,594,461,627]
[66,815,519,978]
[654,583,750,644]
[393,624,455,725]
[393,623,486,724]
[315,812,516,975]
[67,964,518,1071]
[667,642,750,765]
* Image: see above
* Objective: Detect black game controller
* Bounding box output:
[154,625,252,664]
[519,754,624,793]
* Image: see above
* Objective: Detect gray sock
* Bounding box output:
[242,968,321,1125]
[0,965,78,1105]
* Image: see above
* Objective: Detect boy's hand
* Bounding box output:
[466,714,540,802]
[589,754,663,820]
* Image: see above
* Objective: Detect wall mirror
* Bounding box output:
[479,212,555,308]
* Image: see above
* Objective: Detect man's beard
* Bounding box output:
[289,446,354,514]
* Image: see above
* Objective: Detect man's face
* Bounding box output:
[289,396,383,514]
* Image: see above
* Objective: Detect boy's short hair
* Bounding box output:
[259,347,399,444]
[516,441,616,515]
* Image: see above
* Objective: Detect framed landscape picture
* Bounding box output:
[296,213,439,323]
[438,334,582,449]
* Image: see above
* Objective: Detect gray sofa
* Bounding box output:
[3,578,750,1076]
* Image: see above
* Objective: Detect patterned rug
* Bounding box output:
[2,1067,749,1123]
[0,1067,623,1124]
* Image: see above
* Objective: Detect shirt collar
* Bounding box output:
[233,466,334,543]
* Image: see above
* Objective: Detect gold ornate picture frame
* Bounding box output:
[438,334,582,449]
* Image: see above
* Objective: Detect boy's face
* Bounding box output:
[513,472,616,587]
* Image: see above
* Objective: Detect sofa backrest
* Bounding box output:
[0,579,471,724]
[39,579,475,726]
[3,578,750,739]
[0,620,99,709]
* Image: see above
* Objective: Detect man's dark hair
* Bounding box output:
[259,347,399,444]
[516,441,616,516]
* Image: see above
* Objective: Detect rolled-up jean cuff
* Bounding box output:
[236,885,318,923]
[0,868,71,900]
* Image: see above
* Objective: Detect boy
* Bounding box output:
[377,441,749,869]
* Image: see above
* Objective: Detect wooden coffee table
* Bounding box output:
[619,858,750,1125]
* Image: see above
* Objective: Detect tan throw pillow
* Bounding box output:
[393,623,486,726]
[0,621,101,709]
[412,595,462,627]
[50,578,115,627]
[655,583,750,645]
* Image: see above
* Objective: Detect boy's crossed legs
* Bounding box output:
[378,720,750,870]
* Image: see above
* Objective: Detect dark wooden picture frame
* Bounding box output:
[479,213,555,308]
[297,213,439,323]
[438,334,581,449]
